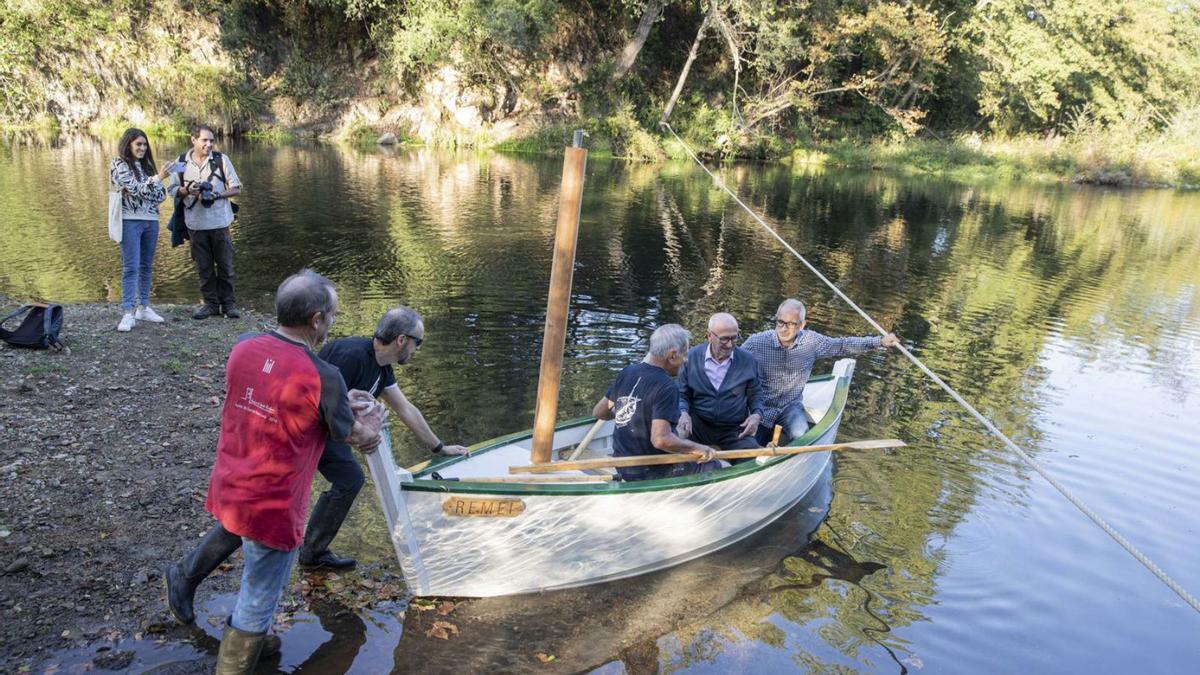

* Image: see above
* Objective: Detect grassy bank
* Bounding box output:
[793,128,1200,188]
[480,104,1200,188]
[12,110,1198,190]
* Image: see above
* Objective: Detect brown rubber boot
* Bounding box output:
[215,619,266,675]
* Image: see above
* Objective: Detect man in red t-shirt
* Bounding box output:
[169,269,383,674]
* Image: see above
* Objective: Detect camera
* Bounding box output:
[193,180,217,208]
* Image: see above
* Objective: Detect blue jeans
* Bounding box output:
[757,404,810,446]
[119,219,158,310]
[230,538,297,634]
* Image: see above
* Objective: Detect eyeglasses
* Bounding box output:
[708,331,739,345]
[774,319,800,329]
[403,334,424,348]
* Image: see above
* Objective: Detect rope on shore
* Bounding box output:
[660,122,1200,615]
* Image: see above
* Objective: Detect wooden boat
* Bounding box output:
[365,358,856,598]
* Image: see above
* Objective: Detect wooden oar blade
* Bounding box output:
[841,438,906,450]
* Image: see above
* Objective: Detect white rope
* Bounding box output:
[661,122,1200,614]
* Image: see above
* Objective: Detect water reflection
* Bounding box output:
[4,136,1199,671]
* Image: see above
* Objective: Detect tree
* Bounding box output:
[611,0,669,81]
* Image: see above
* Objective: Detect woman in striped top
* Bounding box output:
[109,128,179,332]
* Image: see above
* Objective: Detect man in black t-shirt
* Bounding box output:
[592,324,719,481]
[301,305,469,570]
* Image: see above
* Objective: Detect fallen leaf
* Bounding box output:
[436,601,456,616]
[536,653,556,663]
[424,620,459,640]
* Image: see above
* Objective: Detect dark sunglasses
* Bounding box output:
[375,333,424,347]
[774,319,800,329]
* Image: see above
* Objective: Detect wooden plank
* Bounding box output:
[530,139,589,464]
[510,439,905,474]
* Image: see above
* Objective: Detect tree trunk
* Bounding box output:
[611,0,668,82]
[661,4,713,124]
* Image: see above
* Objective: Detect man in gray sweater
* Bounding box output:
[676,313,764,453]
[743,298,898,445]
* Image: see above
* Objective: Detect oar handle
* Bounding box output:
[565,416,608,462]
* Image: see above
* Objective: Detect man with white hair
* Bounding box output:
[742,298,899,444]
[592,324,719,481]
[676,313,765,454]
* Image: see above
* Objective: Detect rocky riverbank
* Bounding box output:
[0,302,405,671]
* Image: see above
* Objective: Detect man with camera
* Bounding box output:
[168,124,242,320]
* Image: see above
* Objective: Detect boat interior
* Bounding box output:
[413,374,841,484]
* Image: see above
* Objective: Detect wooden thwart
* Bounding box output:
[510,439,905,474]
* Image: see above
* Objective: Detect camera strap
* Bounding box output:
[177,152,201,210]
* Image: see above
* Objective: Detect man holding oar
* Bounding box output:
[743,298,899,445]
[591,324,719,481]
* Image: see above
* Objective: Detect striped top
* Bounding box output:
[110,158,166,221]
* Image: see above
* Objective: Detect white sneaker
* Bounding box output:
[135,306,165,323]
[117,313,136,332]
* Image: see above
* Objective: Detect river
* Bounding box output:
[2,135,1198,672]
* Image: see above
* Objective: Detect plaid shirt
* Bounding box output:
[741,329,881,427]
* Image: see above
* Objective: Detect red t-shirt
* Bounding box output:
[206,332,354,551]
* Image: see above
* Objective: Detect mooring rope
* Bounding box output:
[661,122,1200,614]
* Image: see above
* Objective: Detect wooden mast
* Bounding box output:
[530,131,589,464]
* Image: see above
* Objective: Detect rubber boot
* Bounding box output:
[298,491,357,569]
[165,524,242,624]
[215,619,266,675]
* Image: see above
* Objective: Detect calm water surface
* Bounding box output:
[2,136,1199,673]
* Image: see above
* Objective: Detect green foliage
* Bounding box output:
[388,0,560,79]
[5,0,1200,187]
[964,0,1200,131]
[597,100,664,161]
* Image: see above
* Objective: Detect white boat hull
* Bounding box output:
[367,359,856,597]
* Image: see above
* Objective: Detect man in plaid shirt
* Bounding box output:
[742,298,899,445]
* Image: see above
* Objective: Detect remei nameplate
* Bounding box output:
[442,497,526,517]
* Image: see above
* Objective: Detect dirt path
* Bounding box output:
[0,302,404,671]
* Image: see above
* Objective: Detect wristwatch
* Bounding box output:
[430,441,445,454]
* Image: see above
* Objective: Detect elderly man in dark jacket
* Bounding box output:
[676,312,764,453]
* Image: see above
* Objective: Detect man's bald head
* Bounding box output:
[708,312,738,333]
[275,269,337,327]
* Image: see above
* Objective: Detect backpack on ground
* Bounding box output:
[0,303,65,350]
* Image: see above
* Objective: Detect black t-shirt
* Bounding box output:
[605,362,680,460]
[318,337,396,397]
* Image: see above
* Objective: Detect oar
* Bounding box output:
[510,438,905,474]
[430,474,613,483]
[564,417,608,461]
